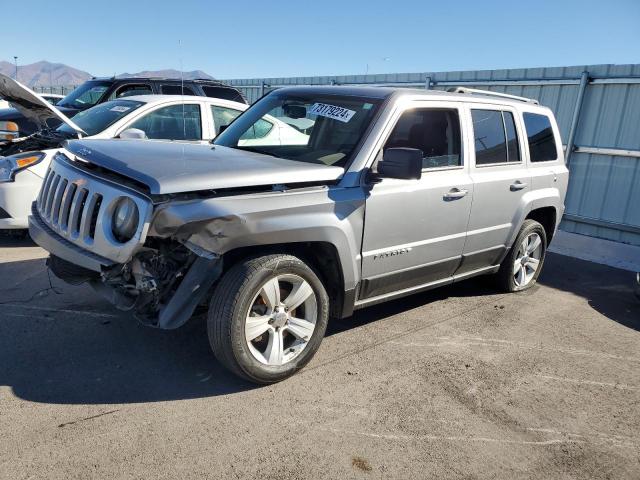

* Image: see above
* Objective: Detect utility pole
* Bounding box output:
[13,56,18,81]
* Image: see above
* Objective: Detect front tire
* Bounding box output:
[207,254,329,384]
[496,219,547,292]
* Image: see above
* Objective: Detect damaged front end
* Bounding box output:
[29,149,224,330]
[48,238,222,329]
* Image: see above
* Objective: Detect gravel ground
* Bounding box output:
[0,235,638,479]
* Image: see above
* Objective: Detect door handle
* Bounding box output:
[443,188,468,200]
[510,181,528,191]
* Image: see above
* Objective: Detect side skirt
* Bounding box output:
[351,264,499,312]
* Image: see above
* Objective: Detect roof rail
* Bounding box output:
[447,87,539,104]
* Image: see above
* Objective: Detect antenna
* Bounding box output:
[179,39,186,140]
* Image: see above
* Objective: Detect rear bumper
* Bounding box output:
[29,206,113,272]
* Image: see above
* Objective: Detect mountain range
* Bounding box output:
[0,61,216,86]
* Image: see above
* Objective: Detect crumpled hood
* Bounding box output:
[64,139,344,194]
[0,73,85,135]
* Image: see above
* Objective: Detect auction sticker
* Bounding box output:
[309,103,356,123]
[110,106,131,113]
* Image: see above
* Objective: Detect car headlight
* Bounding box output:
[0,151,46,183]
[0,121,20,140]
[111,197,139,243]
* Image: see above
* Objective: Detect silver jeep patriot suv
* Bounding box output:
[29,86,568,383]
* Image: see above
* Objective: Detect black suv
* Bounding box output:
[0,77,246,136]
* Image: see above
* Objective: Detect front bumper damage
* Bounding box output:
[29,208,223,330]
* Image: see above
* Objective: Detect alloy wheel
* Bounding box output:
[245,274,317,366]
[513,232,543,288]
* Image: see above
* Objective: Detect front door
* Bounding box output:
[360,103,473,301]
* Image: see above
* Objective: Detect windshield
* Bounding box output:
[57,81,111,109]
[214,92,381,167]
[57,99,145,137]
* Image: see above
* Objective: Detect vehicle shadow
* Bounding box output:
[0,248,636,406]
[536,252,639,332]
[0,252,257,404]
[0,232,35,247]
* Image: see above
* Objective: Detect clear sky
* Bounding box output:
[4,0,640,79]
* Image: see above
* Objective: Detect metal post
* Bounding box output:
[260,81,266,97]
[13,56,18,80]
[425,76,432,90]
[565,71,589,165]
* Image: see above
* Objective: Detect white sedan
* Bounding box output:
[0,91,308,230]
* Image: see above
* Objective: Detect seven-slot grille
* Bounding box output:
[37,167,103,242]
[33,152,152,264]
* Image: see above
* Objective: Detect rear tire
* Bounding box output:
[207,254,329,384]
[496,219,547,292]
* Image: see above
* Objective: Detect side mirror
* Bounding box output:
[378,148,423,180]
[283,104,307,119]
[119,128,147,140]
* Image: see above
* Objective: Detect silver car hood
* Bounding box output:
[64,139,345,194]
[0,73,85,134]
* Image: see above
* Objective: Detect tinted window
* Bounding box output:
[129,104,202,140]
[385,108,462,168]
[504,112,520,162]
[109,84,153,100]
[211,105,242,133]
[472,110,507,165]
[202,85,246,103]
[161,85,196,96]
[523,113,558,162]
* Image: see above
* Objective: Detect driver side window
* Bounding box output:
[109,84,153,100]
[128,104,202,140]
[385,108,462,169]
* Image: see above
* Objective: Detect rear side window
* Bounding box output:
[202,85,246,103]
[523,113,558,162]
[161,85,196,95]
[471,109,521,165]
[385,108,462,169]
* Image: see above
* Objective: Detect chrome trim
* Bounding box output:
[35,152,153,264]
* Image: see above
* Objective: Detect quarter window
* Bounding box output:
[211,105,242,134]
[241,118,273,140]
[385,108,462,169]
[161,85,196,96]
[523,113,558,162]
[129,104,202,140]
[471,109,521,165]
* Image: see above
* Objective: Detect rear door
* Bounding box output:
[360,101,473,301]
[458,104,531,275]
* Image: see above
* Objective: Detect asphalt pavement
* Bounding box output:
[1,235,638,479]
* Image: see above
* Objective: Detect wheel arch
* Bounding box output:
[221,240,351,320]
[525,206,558,244]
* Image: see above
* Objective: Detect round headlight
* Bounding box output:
[111,197,139,243]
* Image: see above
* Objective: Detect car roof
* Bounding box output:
[90,76,234,86]
[113,94,248,109]
[273,86,551,111]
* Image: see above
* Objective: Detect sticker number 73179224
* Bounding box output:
[308,103,356,123]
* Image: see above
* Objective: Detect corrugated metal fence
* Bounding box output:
[226,64,640,246]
